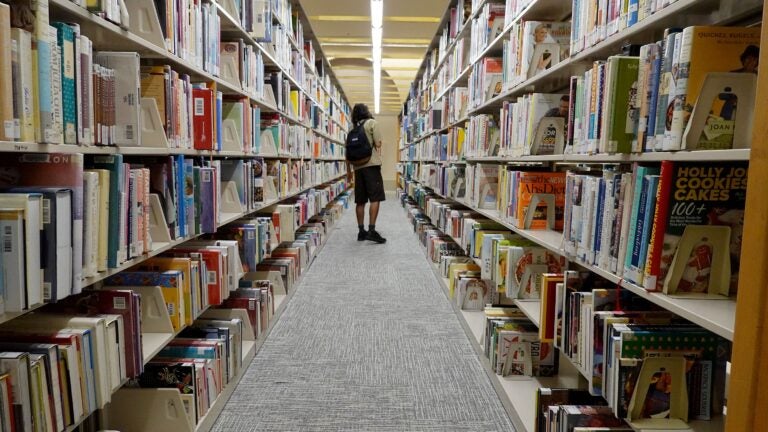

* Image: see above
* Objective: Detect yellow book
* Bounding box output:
[290,90,300,117]
[138,258,193,327]
[31,44,40,142]
[669,26,761,150]
[448,263,480,298]
[140,65,168,126]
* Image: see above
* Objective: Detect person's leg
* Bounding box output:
[369,201,380,226]
[354,168,368,240]
[364,167,386,243]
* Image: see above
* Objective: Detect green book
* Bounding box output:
[602,56,640,154]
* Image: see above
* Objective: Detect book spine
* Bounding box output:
[14,30,36,142]
[54,23,77,144]
[49,26,63,145]
[646,42,662,151]
[0,4,13,141]
[653,31,679,150]
[643,161,673,290]
[666,26,693,151]
[621,165,643,277]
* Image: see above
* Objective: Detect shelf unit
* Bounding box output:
[0,0,352,430]
[67,187,350,432]
[403,188,728,432]
[398,0,765,422]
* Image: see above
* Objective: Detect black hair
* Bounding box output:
[740,45,760,62]
[560,95,569,102]
[352,103,374,124]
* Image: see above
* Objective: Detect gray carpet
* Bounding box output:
[211,195,515,431]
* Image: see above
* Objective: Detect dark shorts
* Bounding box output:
[354,166,386,204]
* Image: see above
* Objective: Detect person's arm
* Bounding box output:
[372,121,384,153]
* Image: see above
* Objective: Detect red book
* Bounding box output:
[643,160,674,291]
[218,297,261,338]
[192,87,214,150]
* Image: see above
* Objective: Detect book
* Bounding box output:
[666,26,761,151]
[0,3,13,141]
[94,52,141,146]
[52,22,77,144]
[643,161,748,296]
[0,193,43,309]
[600,56,640,154]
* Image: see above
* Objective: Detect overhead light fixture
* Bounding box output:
[371,0,383,114]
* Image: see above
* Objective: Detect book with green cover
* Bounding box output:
[601,56,640,154]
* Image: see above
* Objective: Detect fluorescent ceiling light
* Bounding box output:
[370,0,383,114]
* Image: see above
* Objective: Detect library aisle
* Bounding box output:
[211,195,515,431]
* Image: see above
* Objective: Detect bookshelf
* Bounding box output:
[399,0,767,430]
[0,0,352,430]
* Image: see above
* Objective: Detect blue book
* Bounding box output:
[175,155,186,238]
[592,178,606,265]
[623,165,659,279]
[184,159,196,236]
[52,23,77,144]
[646,42,663,151]
[628,0,639,27]
[636,175,660,279]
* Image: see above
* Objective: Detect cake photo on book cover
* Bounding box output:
[643,161,748,297]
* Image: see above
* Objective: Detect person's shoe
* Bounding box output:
[366,229,387,244]
[357,230,367,241]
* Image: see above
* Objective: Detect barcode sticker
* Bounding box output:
[248,299,255,309]
[247,231,255,239]
[194,98,204,116]
[167,302,175,316]
[42,198,51,225]
[207,271,217,285]
[4,121,13,139]
[202,171,211,182]
[3,226,12,252]
[43,283,51,300]
[113,296,127,310]
[125,125,134,141]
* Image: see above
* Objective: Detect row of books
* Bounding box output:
[0,1,348,149]
[469,2,506,61]
[405,159,747,300]
[502,21,571,90]
[400,184,728,430]
[0,189,350,431]
[569,26,759,156]
[0,151,346,314]
[562,162,747,297]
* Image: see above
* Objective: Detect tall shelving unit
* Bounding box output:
[0,0,351,431]
[397,1,768,431]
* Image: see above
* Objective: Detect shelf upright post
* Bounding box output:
[726,2,768,430]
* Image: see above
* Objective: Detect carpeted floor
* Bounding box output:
[211,195,515,432]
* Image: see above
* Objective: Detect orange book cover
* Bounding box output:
[515,172,567,230]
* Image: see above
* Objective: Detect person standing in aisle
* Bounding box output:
[346,103,387,244]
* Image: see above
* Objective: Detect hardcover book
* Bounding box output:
[644,161,748,296]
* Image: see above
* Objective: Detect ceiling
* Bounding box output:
[299,0,450,115]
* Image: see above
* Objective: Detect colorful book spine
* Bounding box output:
[53,22,77,144]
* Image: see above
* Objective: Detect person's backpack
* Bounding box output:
[345,119,373,166]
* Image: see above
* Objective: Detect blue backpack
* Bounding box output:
[345,119,373,166]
